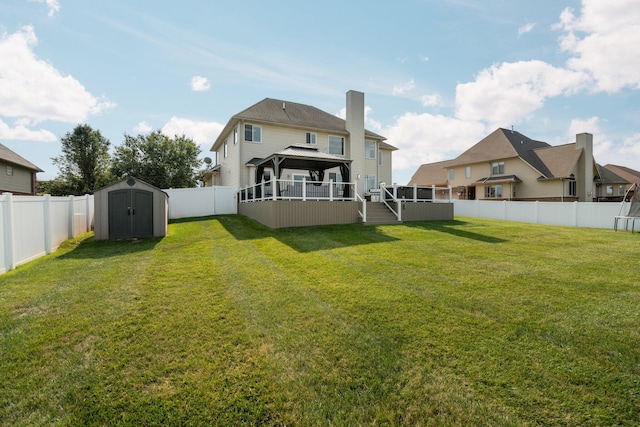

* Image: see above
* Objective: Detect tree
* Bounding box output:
[52,124,112,195]
[111,131,202,189]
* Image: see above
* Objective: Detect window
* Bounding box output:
[244,124,261,142]
[6,166,13,176]
[378,150,383,166]
[606,185,613,196]
[306,132,317,145]
[465,166,471,179]
[223,141,228,158]
[328,136,344,155]
[484,185,503,198]
[568,175,576,196]
[365,175,376,192]
[329,172,342,182]
[491,161,505,175]
[449,168,455,180]
[365,141,376,159]
[233,127,238,144]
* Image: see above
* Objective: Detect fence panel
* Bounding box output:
[164,187,237,219]
[1,193,94,274]
[12,197,47,267]
[454,199,626,229]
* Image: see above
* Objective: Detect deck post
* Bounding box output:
[302,177,307,201]
[329,179,334,201]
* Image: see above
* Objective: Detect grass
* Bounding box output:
[0,215,639,426]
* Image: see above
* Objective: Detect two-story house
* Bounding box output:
[0,143,43,196]
[208,90,396,197]
[409,128,631,202]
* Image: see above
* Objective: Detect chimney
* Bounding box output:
[576,133,594,202]
[346,90,365,194]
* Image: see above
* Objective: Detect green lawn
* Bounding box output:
[1,215,639,426]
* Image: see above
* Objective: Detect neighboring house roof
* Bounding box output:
[597,164,629,184]
[0,143,43,172]
[533,143,583,179]
[602,164,640,185]
[408,159,454,186]
[446,128,550,169]
[211,97,391,151]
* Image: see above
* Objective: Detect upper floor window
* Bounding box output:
[365,141,376,159]
[306,132,317,145]
[233,127,238,144]
[465,166,471,179]
[244,124,261,143]
[328,136,344,156]
[491,161,505,175]
[6,165,13,176]
[378,150,383,166]
[223,141,228,158]
[449,168,455,180]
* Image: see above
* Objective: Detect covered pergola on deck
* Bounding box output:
[249,145,352,200]
[238,145,454,229]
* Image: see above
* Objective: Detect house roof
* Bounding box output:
[533,143,583,179]
[211,97,391,151]
[446,128,550,170]
[407,159,454,186]
[0,143,43,172]
[597,164,629,184]
[602,164,640,185]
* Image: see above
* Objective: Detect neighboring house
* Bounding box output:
[207,90,397,196]
[409,128,630,202]
[0,143,43,196]
[601,164,640,195]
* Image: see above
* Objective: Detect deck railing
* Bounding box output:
[381,184,453,203]
[238,178,356,202]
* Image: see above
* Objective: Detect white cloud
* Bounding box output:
[134,121,153,133]
[190,76,210,92]
[518,23,536,36]
[383,112,486,173]
[392,79,415,96]
[161,117,223,146]
[557,0,640,93]
[455,60,588,127]
[0,118,57,141]
[419,55,430,62]
[31,0,60,17]
[420,93,443,107]
[0,26,115,124]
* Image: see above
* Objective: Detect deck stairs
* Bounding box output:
[363,201,401,225]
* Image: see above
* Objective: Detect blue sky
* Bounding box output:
[1,0,639,185]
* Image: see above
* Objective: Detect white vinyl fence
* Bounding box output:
[0,186,238,275]
[164,186,237,219]
[0,193,94,274]
[454,199,628,229]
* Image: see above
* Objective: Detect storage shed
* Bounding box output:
[94,177,168,240]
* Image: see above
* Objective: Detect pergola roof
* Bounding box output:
[254,145,352,172]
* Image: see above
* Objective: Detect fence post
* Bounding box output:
[503,200,507,220]
[573,201,579,227]
[43,194,53,254]
[68,195,75,239]
[535,201,540,224]
[2,193,15,272]
[85,194,91,232]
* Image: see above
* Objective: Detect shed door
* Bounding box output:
[108,189,154,239]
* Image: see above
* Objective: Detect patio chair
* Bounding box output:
[614,183,640,232]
